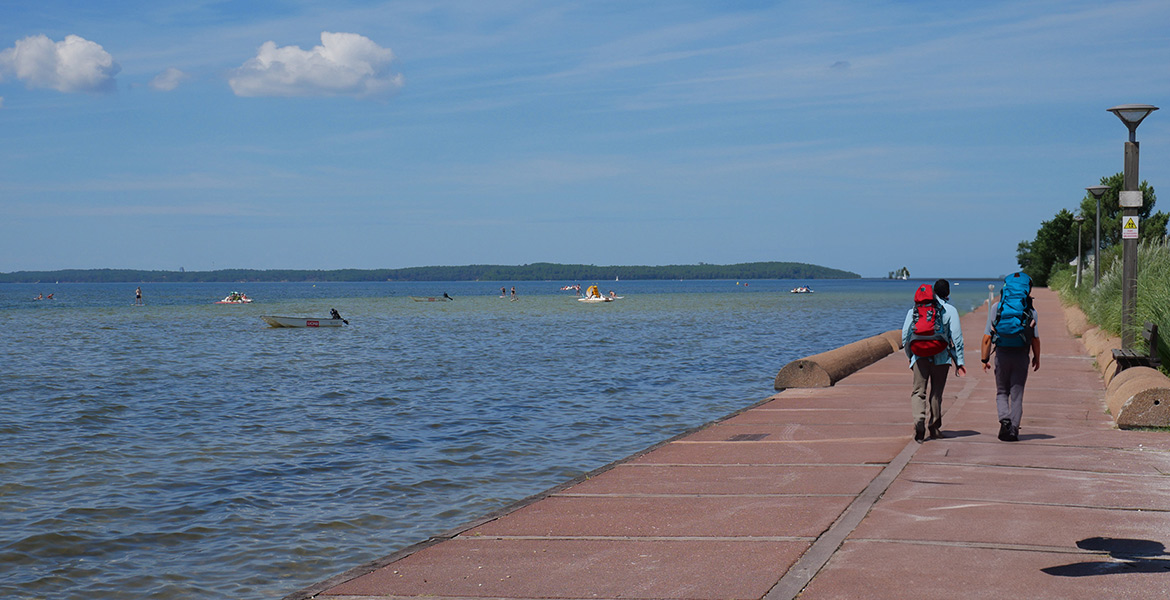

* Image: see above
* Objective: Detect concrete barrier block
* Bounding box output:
[881,329,903,353]
[1116,385,1170,428]
[1064,305,1091,337]
[1096,348,1115,377]
[1081,328,1104,355]
[775,333,896,389]
[1082,328,1121,357]
[1102,358,1120,387]
[1105,365,1158,393]
[773,359,833,389]
[1105,367,1170,427]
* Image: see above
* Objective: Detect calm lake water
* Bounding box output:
[1,278,998,600]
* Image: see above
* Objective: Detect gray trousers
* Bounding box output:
[994,346,1031,427]
[911,359,950,428]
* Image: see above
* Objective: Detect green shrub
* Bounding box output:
[1053,240,1169,370]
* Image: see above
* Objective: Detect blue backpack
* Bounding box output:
[992,272,1034,347]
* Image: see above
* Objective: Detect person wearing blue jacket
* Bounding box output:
[902,279,966,442]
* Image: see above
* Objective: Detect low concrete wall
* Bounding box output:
[774,329,900,389]
[1105,366,1170,428]
[1064,303,1092,337]
[1099,350,1121,387]
[1058,298,1168,427]
[1073,325,1124,385]
[880,329,904,353]
[1081,327,1121,357]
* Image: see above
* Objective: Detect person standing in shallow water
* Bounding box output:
[902,279,966,442]
[135,287,143,306]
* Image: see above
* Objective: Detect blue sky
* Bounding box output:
[2,0,1168,278]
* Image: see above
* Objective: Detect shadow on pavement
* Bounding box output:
[1042,537,1170,577]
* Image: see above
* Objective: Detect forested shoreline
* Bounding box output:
[1,261,859,283]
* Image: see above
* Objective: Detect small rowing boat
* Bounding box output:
[261,315,346,328]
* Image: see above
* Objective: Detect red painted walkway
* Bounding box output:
[289,288,1170,600]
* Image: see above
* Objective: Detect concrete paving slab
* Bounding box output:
[630,438,907,465]
[681,422,910,442]
[325,538,811,600]
[798,540,1170,600]
[562,464,883,496]
[466,495,852,538]
[724,407,910,425]
[850,496,1170,549]
[931,421,1170,451]
[912,438,1170,474]
[769,384,907,401]
[886,463,1170,510]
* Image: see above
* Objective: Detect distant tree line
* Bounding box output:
[1017,173,1169,286]
[0,262,859,283]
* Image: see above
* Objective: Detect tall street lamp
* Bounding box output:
[1107,103,1158,349]
[1074,214,1085,288]
[1086,184,1110,287]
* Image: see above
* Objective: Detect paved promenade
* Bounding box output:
[292,288,1170,600]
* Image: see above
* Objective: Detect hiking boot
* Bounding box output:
[998,419,1013,441]
[1005,425,1020,442]
[914,420,926,443]
[928,426,942,439]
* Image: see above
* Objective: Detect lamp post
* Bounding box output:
[1107,103,1158,349]
[1074,214,1085,288]
[1086,185,1110,287]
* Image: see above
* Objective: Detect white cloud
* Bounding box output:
[228,32,403,99]
[149,67,189,91]
[0,34,119,93]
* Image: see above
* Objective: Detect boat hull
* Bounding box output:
[261,316,345,328]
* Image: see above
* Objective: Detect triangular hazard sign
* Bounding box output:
[1124,218,1137,229]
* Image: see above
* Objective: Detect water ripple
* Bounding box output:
[0,279,1000,600]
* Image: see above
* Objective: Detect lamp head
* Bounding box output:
[1074,215,1085,223]
[1108,104,1159,141]
[1086,185,1110,199]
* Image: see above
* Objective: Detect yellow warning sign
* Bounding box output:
[1122,216,1140,240]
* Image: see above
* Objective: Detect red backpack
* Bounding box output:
[908,284,948,357]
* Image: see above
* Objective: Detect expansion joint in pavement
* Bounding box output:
[762,375,979,600]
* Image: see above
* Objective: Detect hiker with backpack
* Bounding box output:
[902,279,966,443]
[981,272,1041,442]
